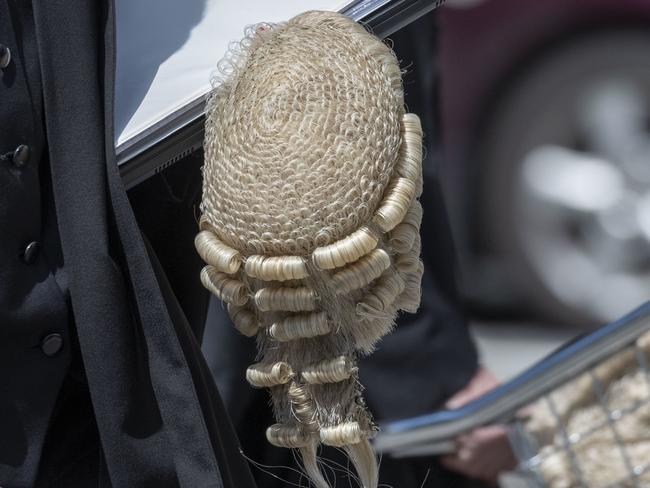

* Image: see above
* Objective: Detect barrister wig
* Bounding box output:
[197,11,424,488]
[525,331,650,487]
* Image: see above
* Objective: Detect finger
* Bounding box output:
[441,454,485,480]
[446,388,483,409]
[445,368,501,409]
[439,453,469,473]
[445,393,473,410]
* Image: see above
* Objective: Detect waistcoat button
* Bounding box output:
[13,144,30,168]
[23,241,40,264]
[41,333,64,357]
[0,44,10,69]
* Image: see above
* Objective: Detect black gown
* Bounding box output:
[0,1,255,487]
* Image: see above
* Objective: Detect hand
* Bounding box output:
[439,367,517,482]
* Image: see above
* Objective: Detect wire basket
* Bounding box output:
[374,302,650,488]
[511,335,650,488]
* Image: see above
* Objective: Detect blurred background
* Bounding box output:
[434,0,650,384]
[439,0,650,330]
[434,2,650,483]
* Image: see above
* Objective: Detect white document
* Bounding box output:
[115,0,357,151]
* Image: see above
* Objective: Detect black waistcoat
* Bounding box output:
[0,1,72,485]
[0,1,256,487]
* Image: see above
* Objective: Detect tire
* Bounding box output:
[476,30,650,327]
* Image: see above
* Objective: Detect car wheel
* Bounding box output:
[477,30,650,326]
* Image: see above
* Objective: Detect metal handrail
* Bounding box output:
[374,301,650,456]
